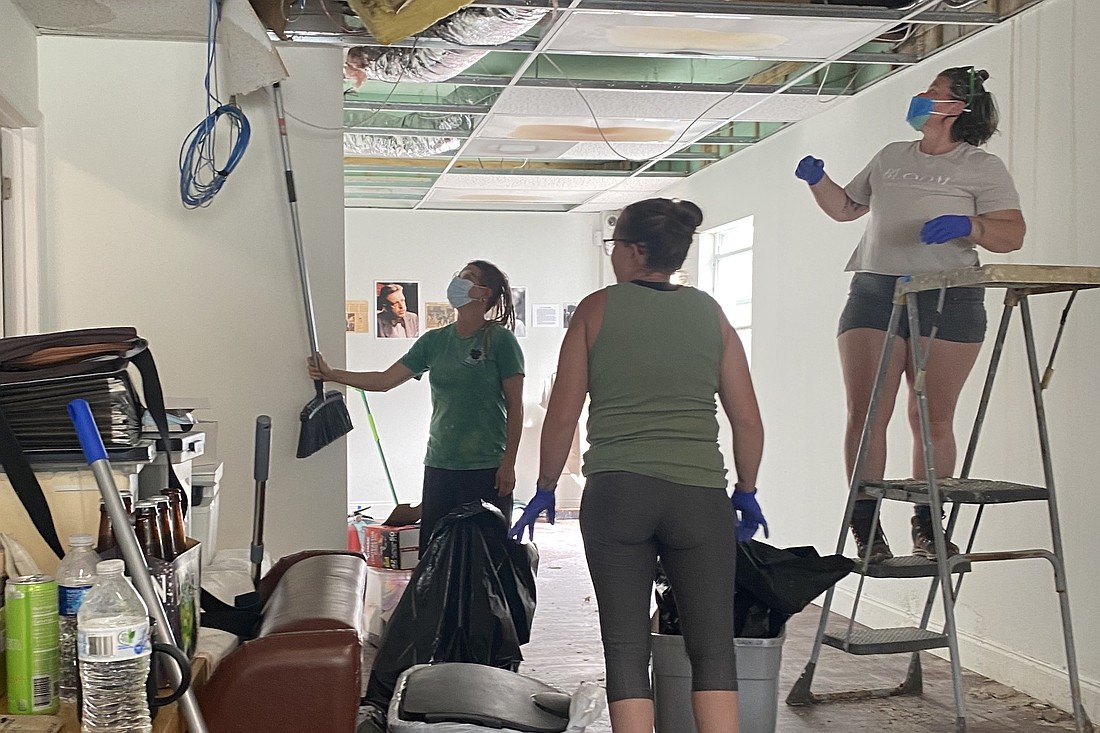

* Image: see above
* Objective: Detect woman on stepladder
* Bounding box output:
[309,260,524,551]
[511,198,767,733]
[795,66,1025,562]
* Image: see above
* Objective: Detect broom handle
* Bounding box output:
[359,389,400,505]
[271,83,323,396]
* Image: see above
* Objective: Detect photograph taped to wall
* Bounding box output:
[511,287,528,338]
[563,303,578,329]
[533,304,560,328]
[375,281,420,339]
[425,301,457,330]
[346,300,372,333]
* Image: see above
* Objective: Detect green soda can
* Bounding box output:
[5,575,60,715]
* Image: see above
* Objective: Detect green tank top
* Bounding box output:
[584,282,727,488]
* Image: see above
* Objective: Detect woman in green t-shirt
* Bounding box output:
[310,260,525,549]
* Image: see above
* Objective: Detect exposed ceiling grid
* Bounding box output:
[21,0,1053,212]
[335,0,1048,212]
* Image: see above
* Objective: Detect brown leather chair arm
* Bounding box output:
[258,550,365,604]
[199,629,361,733]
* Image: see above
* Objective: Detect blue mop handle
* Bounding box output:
[67,398,107,464]
[66,398,210,733]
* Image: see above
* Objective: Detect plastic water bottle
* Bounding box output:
[57,534,101,704]
[77,559,152,733]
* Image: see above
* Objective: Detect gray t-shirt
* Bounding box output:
[843,141,1021,275]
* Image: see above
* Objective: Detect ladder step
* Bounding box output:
[861,478,1048,505]
[823,627,948,655]
[852,554,972,578]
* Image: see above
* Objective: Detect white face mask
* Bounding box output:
[447,276,476,309]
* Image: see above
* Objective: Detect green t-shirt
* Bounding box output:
[399,323,525,470]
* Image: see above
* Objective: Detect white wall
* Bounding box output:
[0,0,39,127]
[665,0,1100,715]
[37,37,349,559]
[343,209,599,513]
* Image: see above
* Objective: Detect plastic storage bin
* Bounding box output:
[366,566,414,646]
[651,630,784,733]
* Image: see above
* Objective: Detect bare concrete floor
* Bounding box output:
[520,520,1085,733]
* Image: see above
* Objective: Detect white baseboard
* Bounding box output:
[829,586,1100,719]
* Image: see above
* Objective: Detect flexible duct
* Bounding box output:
[346,45,489,84]
[344,7,546,84]
[343,107,472,157]
[428,7,547,46]
[344,131,462,157]
[342,8,544,157]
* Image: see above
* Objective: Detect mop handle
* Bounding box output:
[359,389,400,505]
[68,399,209,733]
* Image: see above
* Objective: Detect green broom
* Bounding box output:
[357,389,400,504]
[271,82,353,458]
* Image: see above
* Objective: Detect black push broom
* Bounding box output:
[271,82,353,458]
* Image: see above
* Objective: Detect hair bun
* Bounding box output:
[976,69,990,82]
[671,199,704,230]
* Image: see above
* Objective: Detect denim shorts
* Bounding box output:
[838,272,987,343]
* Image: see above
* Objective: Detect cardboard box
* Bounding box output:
[364,525,420,570]
[103,538,201,659]
[363,503,422,570]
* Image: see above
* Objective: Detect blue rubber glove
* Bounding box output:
[795,155,826,186]
[509,488,556,542]
[920,214,972,244]
[732,488,769,543]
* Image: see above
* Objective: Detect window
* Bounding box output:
[703,216,753,362]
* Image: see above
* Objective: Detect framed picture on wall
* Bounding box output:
[375,281,420,339]
[510,286,528,337]
[425,301,457,330]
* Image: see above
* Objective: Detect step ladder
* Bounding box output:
[786,265,1098,733]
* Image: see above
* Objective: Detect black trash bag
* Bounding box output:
[655,541,854,639]
[364,501,538,710]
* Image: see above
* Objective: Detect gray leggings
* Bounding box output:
[580,471,738,703]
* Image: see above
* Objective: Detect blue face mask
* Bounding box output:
[447,276,476,309]
[906,96,935,131]
[907,95,967,131]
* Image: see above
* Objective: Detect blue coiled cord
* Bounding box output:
[179,104,250,208]
[178,0,251,208]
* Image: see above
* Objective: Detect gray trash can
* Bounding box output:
[651,631,784,733]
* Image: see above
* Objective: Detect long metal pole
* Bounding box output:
[271,82,320,359]
[68,400,209,733]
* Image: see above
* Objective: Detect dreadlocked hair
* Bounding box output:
[468,259,515,331]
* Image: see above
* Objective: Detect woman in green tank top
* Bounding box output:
[513,198,766,733]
